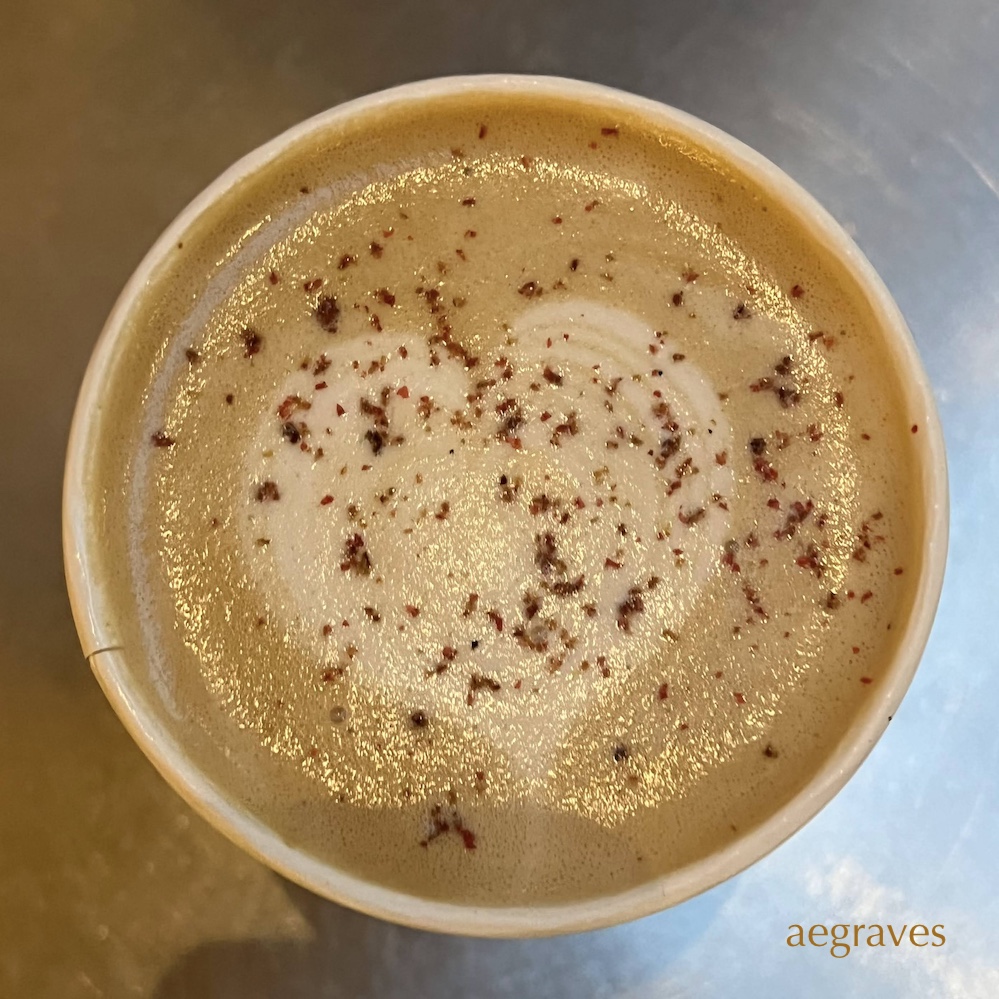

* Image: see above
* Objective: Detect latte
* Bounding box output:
[83,87,922,906]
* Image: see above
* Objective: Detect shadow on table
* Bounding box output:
[153,877,727,999]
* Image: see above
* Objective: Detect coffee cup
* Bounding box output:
[63,75,948,936]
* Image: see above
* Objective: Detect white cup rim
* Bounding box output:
[63,73,949,937]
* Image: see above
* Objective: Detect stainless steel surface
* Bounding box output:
[1,1,995,995]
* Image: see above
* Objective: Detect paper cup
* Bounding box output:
[63,75,948,937]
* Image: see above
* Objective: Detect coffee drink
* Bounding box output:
[85,87,923,906]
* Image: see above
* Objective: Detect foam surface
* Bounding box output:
[90,90,923,904]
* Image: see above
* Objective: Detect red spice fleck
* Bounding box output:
[657,682,669,700]
[376,288,396,306]
[721,545,741,573]
[894,567,904,575]
[151,430,174,448]
[743,584,768,619]
[835,391,845,407]
[240,328,262,357]
[185,348,201,364]
[715,451,728,465]
[256,480,280,502]
[734,692,746,705]
[303,277,324,292]
[268,270,280,284]
[478,123,488,139]
[569,258,580,271]
[775,499,814,540]
[542,365,563,385]
[672,291,683,307]
[225,393,234,405]
[519,280,542,298]
[315,296,340,332]
[584,199,600,212]
[852,646,860,654]
[790,284,805,298]
[315,381,328,390]
[277,394,311,420]
[795,544,824,577]
[861,590,873,603]
[337,254,356,270]
[860,676,873,684]
[335,404,345,417]
[369,242,383,258]
[322,623,333,636]
[466,673,501,705]
[767,497,781,510]
[552,215,563,224]
[340,533,372,575]
[601,126,620,136]
[754,458,779,482]
[678,507,706,526]
[487,610,504,632]
[604,557,622,569]
[461,197,476,207]
[459,828,477,850]
[616,586,645,631]
[405,605,420,618]
[911,424,919,434]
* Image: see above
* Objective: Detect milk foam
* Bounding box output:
[241,300,732,779]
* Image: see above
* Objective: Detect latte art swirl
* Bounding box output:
[242,301,732,779]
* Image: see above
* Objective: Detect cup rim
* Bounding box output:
[63,73,949,937]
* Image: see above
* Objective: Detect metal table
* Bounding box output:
[2,1,996,995]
